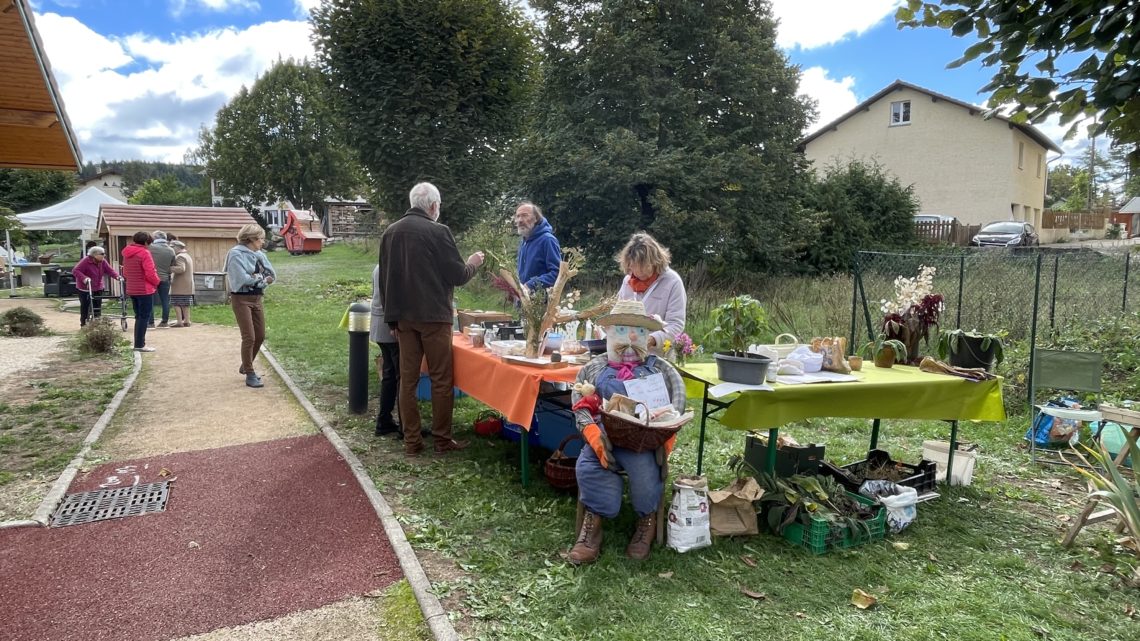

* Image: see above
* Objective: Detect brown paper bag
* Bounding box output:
[811,336,851,373]
[709,477,765,536]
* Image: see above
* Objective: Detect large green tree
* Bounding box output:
[311,0,535,229]
[194,58,362,214]
[897,1,1140,162]
[518,0,815,274]
[0,168,75,213]
[803,159,919,274]
[129,174,210,206]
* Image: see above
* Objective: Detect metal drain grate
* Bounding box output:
[51,481,171,527]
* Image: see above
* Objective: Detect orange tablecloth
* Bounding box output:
[450,335,581,427]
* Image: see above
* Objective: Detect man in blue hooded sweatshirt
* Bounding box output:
[514,201,561,292]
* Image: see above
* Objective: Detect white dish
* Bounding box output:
[488,339,527,357]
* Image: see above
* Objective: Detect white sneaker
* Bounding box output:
[134,346,156,352]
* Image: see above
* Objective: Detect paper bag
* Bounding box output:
[811,336,851,374]
[709,476,764,536]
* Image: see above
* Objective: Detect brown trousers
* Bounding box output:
[231,295,265,373]
[397,321,455,451]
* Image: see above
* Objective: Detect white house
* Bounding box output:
[798,80,1062,229]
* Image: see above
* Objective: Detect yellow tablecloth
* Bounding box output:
[681,362,1005,429]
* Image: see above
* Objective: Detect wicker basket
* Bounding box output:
[544,433,582,491]
[749,333,803,359]
[601,402,692,453]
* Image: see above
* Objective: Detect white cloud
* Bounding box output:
[170,0,260,17]
[35,12,315,163]
[770,0,901,50]
[294,0,321,16]
[798,67,859,133]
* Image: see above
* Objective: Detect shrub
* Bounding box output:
[0,306,47,337]
[75,318,126,354]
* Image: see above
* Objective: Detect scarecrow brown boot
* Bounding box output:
[625,513,656,560]
[568,511,603,565]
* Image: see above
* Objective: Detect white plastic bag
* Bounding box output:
[667,475,711,552]
[859,480,918,533]
[786,345,823,373]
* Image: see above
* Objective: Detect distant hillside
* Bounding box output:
[79,161,206,199]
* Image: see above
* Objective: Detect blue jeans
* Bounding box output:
[130,295,153,348]
[576,444,663,518]
[151,279,171,324]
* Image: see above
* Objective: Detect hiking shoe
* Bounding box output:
[157,321,169,328]
[434,439,469,454]
[245,372,264,388]
[133,346,156,353]
[375,422,401,437]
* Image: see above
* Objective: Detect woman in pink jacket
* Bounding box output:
[71,246,121,327]
[121,231,161,352]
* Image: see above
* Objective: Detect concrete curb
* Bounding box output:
[260,347,461,641]
[0,349,144,530]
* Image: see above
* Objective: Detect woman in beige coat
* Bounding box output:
[169,240,196,327]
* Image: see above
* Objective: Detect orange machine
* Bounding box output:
[280,209,326,255]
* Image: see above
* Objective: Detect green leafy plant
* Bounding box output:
[0,306,46,337]
[937,328,1006,367]
[1065,434,1140,584]
[705,295,768,355]
[753,472,875,541]
[75,318,127,354]
[860,334,908,363]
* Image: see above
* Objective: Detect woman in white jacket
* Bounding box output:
[615,232,687,357]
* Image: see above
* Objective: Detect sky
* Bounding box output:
[26,0,1090,167]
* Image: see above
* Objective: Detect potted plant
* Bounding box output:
[861,334,908,369]
[880,265,943,365]
[705,295,772,384]
[936,329,1004,371]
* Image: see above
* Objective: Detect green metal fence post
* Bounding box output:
[956,255,965,328]
[1027,253,1043,408]
[1124,251,1131,312]
[1049,255,1059,329]
[850,252,860,353]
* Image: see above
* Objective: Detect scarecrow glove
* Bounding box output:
[582,423,613,469]
[572,392,602,416]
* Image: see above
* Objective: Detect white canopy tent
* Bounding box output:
[16,186,125,233]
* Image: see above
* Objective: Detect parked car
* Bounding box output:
[970,221,1039,247]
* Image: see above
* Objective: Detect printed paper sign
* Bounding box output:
[623,373,671,416]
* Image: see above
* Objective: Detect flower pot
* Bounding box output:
[873,347,896,368]
[948,334,998,371]
[714,351,771,385]
[847,355,863,371]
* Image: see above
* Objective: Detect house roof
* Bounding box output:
[1120,197,1140,214]
[0,0,81,171]
[97,204,255,235]
[798,80,1062,155]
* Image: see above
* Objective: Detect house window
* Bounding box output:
[1018,142,1025,169]
[1037,153,1042,178]
[890,100,911,126]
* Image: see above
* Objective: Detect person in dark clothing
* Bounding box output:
[514,201,562,292]
[378,182,484,458]
[371,264,401,436]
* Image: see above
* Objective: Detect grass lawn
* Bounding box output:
[192,243,1140,641]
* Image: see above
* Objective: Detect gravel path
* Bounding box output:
[0,336,67,380]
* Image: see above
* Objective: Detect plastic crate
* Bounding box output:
[780,492,886,555]
[415,373,467,401]
[743,432,824,477]
[534,397,582,457]
[502,417,538,443]
[819,449,938,496]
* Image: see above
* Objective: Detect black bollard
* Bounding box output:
[347,301,371,414]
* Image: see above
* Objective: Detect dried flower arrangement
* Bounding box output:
[879,265,943,365]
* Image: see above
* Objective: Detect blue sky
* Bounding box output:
[27,0,1087,166]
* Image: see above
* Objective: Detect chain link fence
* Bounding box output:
[851,248,1138,347]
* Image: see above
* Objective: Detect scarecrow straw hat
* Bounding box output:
[596,299,664,331]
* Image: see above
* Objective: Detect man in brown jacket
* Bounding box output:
[379,182,484,458]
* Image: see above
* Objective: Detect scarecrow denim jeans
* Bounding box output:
[576,444,663,518]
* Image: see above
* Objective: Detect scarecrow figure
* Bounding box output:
[568,299,687,564]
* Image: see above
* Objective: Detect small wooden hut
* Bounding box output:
[97,204,255,272]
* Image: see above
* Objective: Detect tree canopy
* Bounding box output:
[311,0,535,229]
[129,174,210,206]
[194,58,362,214]
[516,0,815,275]
[897,1,1140,162]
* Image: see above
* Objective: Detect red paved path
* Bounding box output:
[0,435,401,641]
